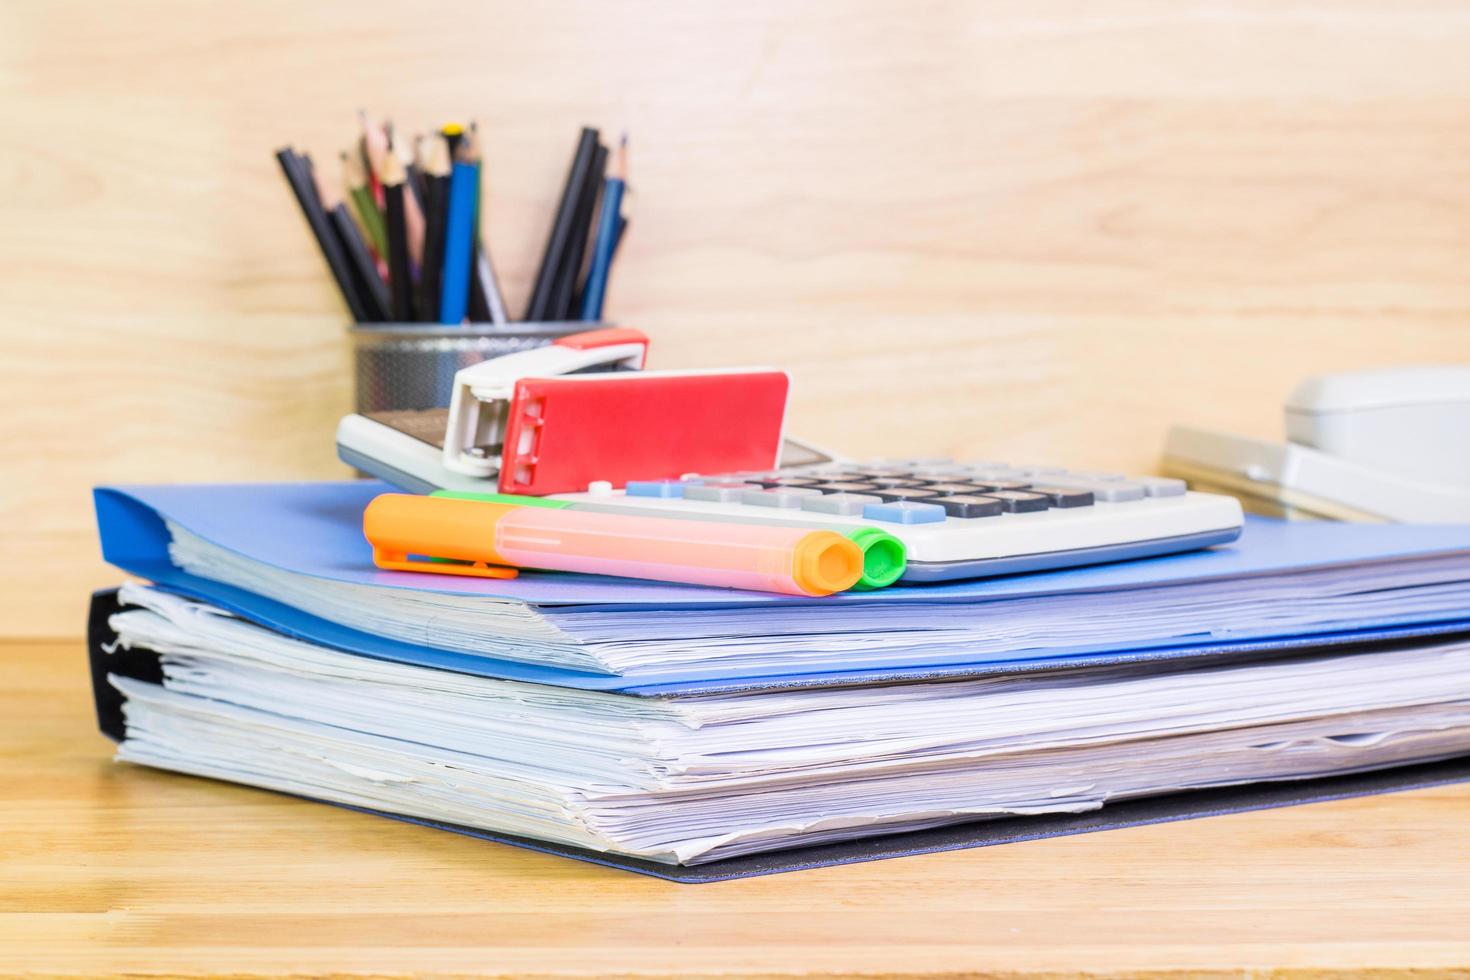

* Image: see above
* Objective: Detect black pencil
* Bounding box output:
[308,156,390,322]
[275,147,369,322]
[417,134,452,322]
[331,203,390,321]
[550,140,606,320]
[381,152,416,322]
[525,126,600,321]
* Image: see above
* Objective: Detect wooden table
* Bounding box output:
[5,638,1470,977]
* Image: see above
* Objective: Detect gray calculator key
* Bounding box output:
[1138,476,1187,497]
[1068,471,1126,482]
[967,479,1032,492]
[801,492,881,515]
[1048,479,1146,502]
[742,488,822,508]
[685,482,756,502]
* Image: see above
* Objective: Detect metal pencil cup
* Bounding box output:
[350,322,595,412]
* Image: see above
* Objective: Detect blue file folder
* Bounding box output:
[94,481,1470,695]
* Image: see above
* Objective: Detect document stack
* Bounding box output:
[90,481,1470,881]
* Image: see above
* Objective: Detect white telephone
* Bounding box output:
[1163,365,1470,523]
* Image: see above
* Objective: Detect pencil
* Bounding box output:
[442,122,465,158]
[275,147,369,321]
[381,153,416,322]
[331,203,391,322]
[396,139,427,270]
[579,134,627,321]
[417,134,452,322]
[341,150,388,259]
[549,139,606,320]
[359,110,387,205]
[313,158,390,322]
[439,141,479,325]
[464,123,509,325]
[525,126,600,321]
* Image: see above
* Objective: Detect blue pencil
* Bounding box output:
[579,135,628,321]
[438,154,478,325]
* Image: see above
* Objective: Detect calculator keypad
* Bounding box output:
[654,460,1184,526]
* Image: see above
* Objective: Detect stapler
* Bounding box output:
[1163,365,1470,522]
[337,327,798,495]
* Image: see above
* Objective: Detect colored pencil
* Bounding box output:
[358,110,387,205]
[275,147,369,322]
[397,141,427,269]
[341,150,388,259]
[579,134,627,321]
[331,203,390,322]
[465,123,509,325]
[525,126,600,321]
[550,140,605,320]
[380,153,416,322]
[439,142,479,325]
[442,122,465,158]
[313,158,390,321]
[417,134,452,322]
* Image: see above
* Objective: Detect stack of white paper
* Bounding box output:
[107,585,1470,865]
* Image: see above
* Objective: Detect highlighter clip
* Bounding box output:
[443,327,650,479]
[371,548,521,580]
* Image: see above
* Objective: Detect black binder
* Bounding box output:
[88,588,1470,883]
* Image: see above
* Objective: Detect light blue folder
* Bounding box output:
[95,481,1470,695]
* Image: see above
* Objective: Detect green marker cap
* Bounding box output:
[430,490,572,509]
[845,527,907,590]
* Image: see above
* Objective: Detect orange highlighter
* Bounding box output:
[363,493,865,596]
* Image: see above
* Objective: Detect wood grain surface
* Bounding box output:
[4,1,1470,636]
[4,638,1470,976]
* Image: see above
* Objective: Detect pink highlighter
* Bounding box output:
[363,493,867,597]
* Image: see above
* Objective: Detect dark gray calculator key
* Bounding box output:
[808,481,881,494]
[1030,486,1095,508]
[866,477,930,488]
[751,477,826,488]
[799,470,868,482]
[921,482,988,495]
[931,494,1005,518]
[967,479,1032,492]
[987,490,1051,513]
[872,487,944,502]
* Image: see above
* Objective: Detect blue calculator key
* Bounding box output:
[863,500,947,524]
[625,480,685,498]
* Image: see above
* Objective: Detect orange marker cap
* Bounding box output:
[789,531,863,596]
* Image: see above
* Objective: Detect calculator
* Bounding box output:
[338,411,1245,583]
[556,460,1242,582]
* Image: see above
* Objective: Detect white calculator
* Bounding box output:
[339,411,1244,583]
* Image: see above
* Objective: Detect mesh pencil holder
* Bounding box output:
[350,322,596,412]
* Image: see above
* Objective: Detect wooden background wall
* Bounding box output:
[4,0,1470,636]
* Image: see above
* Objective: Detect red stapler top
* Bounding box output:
[442,328,790,495]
